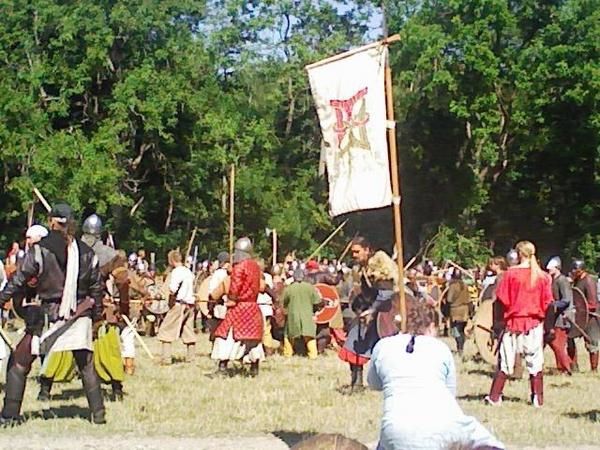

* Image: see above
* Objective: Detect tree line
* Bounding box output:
[0,0,598,267]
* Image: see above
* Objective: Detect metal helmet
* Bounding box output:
[546,256,562,271]
[506,249,519,267]
[571,259,586,272]
[233,237,253,263]
[82,214,103,235]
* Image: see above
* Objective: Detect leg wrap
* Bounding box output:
[74,350,105,422]
[2,361,29,419]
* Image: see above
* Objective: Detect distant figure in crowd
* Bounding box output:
[445,269,471,356]
[211,237,264,376]
[282,268,321,359]
[368,299,504,450]
[569,259,599,372]
[486,241,552,407]
[544,257,574,374]
[158,250,197,365]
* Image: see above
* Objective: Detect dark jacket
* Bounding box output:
[0,231,103,320]
[551,274,574,329]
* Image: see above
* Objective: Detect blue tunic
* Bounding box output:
[368,333,504,450]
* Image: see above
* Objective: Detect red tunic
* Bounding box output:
[496,267,553,333]
[214,259,264,341]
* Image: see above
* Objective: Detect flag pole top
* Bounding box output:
[305,34,401,71]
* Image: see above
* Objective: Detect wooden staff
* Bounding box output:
[306,219,348,261]
[306,34,401,70]
[228,164,235,265]
[384,40,407,333]
[404,256,417,271]
[447,260,475,280]
[185,227,197,260]
[121,314,154,360]
[272,228,278,267]
[33,187,51,212]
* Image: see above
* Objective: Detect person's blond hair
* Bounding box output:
[516,240,542,286]
[168,249,182,265]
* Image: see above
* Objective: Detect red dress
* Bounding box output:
[496,267,553,333]
[214,259,264,341]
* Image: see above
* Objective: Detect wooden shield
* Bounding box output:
[195,276,212,317]
[314,283,340,324]
[569,286,590,338]
[473,299,499,365]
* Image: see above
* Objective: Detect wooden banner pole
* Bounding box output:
[228,164,235,264]
[272,229,278,267]
[384,44,407,333]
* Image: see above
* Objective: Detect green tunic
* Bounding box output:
[283,281,321,339]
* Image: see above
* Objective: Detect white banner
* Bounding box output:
[308,45,392,217]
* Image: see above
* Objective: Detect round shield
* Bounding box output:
[145,299,170,316]
[569,286,589,338]
[473,299,499,365]
[195,276,212,317]
[314,283,340,324]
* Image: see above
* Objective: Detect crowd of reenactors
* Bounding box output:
[0,204,598,425]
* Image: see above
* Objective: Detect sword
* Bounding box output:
[121,313,154,360]
[39,299,94,355]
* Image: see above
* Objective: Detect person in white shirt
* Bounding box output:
[157,250,197,365]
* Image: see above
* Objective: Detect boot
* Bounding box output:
[111,381,124,402]
[1,363,28,420]
[530,372,543,407]
[590,352,599,372]
[567,339,578,371]
[160,342,172,366]
[485,371,507,405]
[350,364,359,387]
[249,362,259,377]
[124,358,135,376]
[186,344,196,363]
[76,351,106,424]
[37,376,53,401]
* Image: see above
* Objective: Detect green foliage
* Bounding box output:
[0,0,597,265]
[568,233,600,273]
[426,225,492,267]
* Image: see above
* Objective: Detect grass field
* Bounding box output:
[1,330,600,448]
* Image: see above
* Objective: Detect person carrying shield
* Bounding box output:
[569,259,599,372]
[338,237,400,392]
[485,241,553,408]
[0,203,106,424]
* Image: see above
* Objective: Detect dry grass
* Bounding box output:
[1,330,600,447]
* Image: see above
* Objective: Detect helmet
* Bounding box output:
[233,237,253,263]
[546,256,562,271]
[82,214,103,235]
[217,251,230,265]
[506,249,519,267]
[571,259,585,272]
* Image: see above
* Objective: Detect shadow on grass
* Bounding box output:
[273,430,318,447]
[48,388,84,401]
[466,368,493,377]
[20,405,91,423]
[457,394,525,404]
[564,410,600,422]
